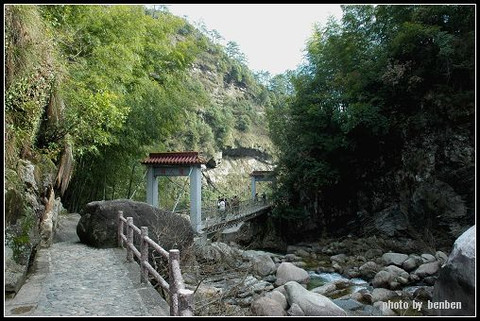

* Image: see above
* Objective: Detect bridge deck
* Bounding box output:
[200,204,271,234]
[174,199,272,234]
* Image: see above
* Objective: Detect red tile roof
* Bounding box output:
[141,152,206,165]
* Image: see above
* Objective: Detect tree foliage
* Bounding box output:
[5,5,273,212]
[268,5,475,238]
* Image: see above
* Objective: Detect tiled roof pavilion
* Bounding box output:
[141,151,207,166]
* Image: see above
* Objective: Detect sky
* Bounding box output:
[165,4,344,76]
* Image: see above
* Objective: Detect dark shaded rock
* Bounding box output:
[5,247,27,295]
[77,199,194,252]
[373,204,408,237]
[222,146,272,163]
[205,157,218,169]
[333,298,365,312]
[382,252,408,266]
[413,261,441,278]
[411,180,471,241]
[432,225,475,316]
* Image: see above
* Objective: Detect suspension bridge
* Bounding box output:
[141,151,274,234]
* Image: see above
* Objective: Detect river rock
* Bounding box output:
[273,284,287,296]
[77,199,194,251]
[311,283,336,295]
[265,290,288,310]
[287,303,305,316]
[250,296,286,316]
[365,248,383,259]
[382,252,408,266]
[251,254,276,277]
[351,289,373,305]
[413,287,433,301]
[274,262,309,286]
[238,275,273,297]
[435,251,448,264]
[402,257,419,271]
[285,253,301,262]
[296,248,310,257]
[371,288,400,303]
[198,241,243,265]
[333,298,365,312]
[330,253,347,264]
[423,276,438,285]
[359,261,379,280]
[413,261,441,278]
[373,301,397,316]
[284,281,347,316]
[372,265,409,289]
[432,225,475,316]
[421,253,436,263]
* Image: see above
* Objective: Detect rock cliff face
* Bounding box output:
[203,149,274,200]
[5,158,65,295]
[353,129,475,248]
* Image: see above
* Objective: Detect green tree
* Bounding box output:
[269,5,475,240]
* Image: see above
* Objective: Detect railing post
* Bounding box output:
[140,226,149,283]
[178,289,194,316]
[126,217,134,262]
[168,249,181,316]
[118,210,124,247]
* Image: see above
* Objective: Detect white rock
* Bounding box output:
[284,281,347,316]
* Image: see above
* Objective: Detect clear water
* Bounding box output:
[307,271,369,294]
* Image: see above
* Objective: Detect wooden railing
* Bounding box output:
[117,211,194,316]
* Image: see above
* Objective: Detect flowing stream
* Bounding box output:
[307,271,371,298]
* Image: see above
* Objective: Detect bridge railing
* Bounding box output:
[201,198,272,229]
[172,198,272,232]
[117,211,194,316]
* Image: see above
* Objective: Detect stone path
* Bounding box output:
[4,213,169,316]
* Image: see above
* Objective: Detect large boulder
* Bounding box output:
[251,254,276,277]
[382,252,409,266]
[265,290,288,310]
[250,296,286,316]
[359,261,380,280]
[275,262,309,286]
[372,265,409,289]
[284,281,347,316]
[432,225,475,316]
[77,199,194,252]
[413,261,441,278]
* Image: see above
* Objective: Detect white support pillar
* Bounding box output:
[189,166,202,233]
[251,176,257,200]
[146,167,159,208]
[147,167,154,206]
[153,176,158,208]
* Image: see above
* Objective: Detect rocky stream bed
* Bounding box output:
[181,226,475,316]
